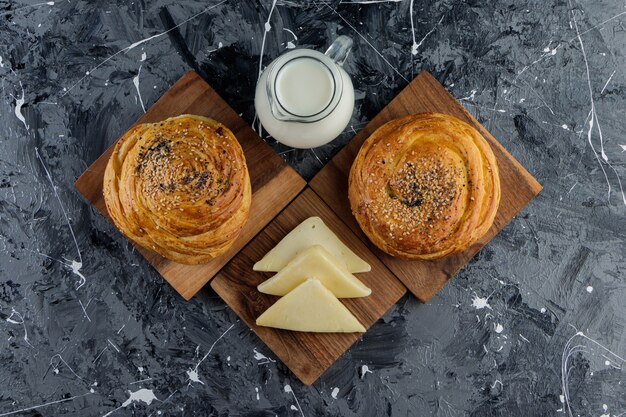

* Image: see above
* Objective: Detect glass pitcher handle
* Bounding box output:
[324,35,353,66]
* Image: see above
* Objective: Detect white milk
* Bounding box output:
[255,45,355,149]
[275,57,334,117]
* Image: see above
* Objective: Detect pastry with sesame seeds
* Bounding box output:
[348,113,500,260]
[103,114,251,264]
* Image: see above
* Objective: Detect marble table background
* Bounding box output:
[1,0,625,416]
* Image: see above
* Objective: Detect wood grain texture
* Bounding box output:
[75,71,306,300]
[309,71,542,302]
[211,188,407,385]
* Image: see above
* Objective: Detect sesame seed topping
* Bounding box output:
[131,122,241,216]
[370,157,459,241]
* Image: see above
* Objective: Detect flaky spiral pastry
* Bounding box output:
[103,115,251,264]
[349,113,500,260]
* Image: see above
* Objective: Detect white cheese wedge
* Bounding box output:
[253,217,371,273]
[256,279,366,333]
[257,245,371,298]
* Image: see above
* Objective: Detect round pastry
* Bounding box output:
[348,113,500,260]
[103,114,251,264]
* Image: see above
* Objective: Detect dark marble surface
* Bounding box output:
[1,0,625,416]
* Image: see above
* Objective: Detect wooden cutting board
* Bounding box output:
[75,71,306,300]
[211,188,407,385]
[309,71,542,303]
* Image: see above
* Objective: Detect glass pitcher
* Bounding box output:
[254,36,354,149]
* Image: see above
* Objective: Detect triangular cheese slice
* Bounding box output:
[256,279,366,333]
[258,245,371,298]
[253,217,371,273]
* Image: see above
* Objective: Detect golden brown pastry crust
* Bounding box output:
[348,113,500,260]
[103,115,251,264]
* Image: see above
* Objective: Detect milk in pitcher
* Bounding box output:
[255,36,354,149]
